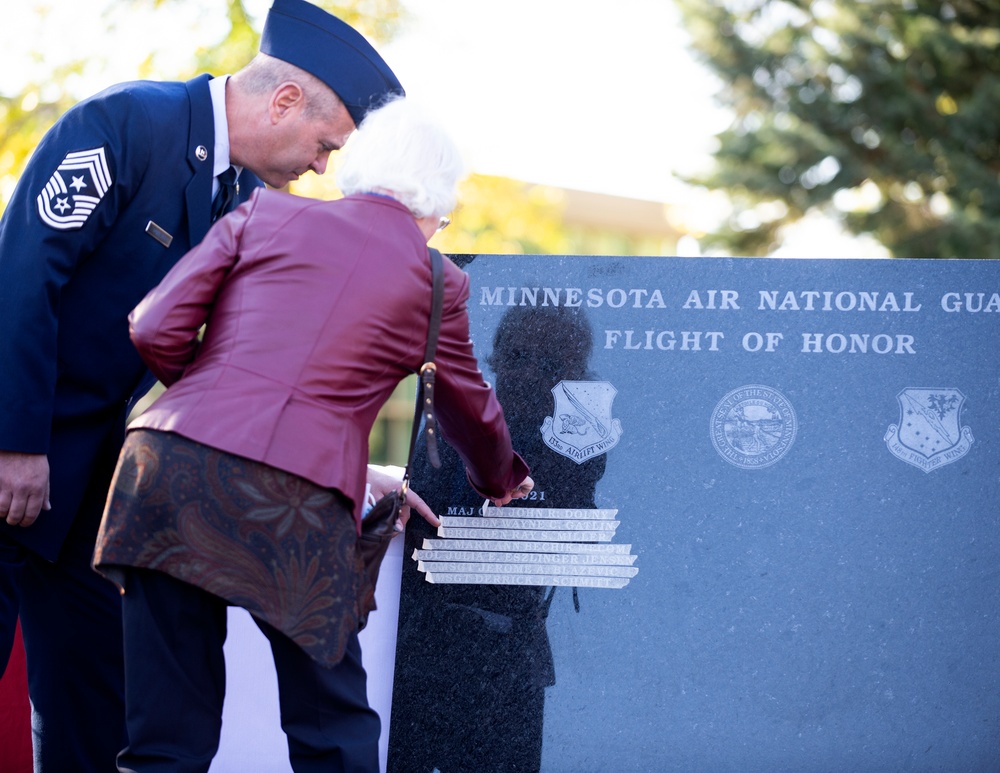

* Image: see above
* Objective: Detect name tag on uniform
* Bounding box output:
[145,220,173,248]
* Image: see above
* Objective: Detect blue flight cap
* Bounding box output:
[260,0,404,126]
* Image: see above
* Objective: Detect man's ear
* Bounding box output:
[269,82,305,124]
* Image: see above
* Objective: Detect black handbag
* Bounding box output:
[357,247,444,630]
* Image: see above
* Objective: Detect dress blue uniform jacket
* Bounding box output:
[0,74,260,560]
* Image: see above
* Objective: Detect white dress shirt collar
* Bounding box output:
[208,75,243,190]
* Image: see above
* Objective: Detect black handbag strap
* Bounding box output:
[400,248,445,498]
[424,247,445,365]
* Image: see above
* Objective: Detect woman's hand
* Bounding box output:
[366,465,441,529]
[489,476,535,507]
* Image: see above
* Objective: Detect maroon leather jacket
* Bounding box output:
[128,190,528,528]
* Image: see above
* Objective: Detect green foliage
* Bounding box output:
[676,0,1000,258]
[0,63,82,210]
[437,175,572,255]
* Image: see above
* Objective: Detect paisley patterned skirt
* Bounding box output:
[94,429,362,667]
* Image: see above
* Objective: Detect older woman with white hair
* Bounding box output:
[93,97,532,773]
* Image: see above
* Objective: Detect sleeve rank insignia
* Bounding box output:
[36,146,113,230]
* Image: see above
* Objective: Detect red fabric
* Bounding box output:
[0,622,32,773]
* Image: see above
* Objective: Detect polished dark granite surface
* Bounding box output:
[388,255,1000,772]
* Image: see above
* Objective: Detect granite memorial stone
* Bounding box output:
[388,254,1000,772]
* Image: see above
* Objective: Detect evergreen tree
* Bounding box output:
[676,0,1000,258]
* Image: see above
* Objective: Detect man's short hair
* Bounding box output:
[238,54,343,119]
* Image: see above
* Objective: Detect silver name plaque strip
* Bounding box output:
[478,507,619,520]
[436,527,615,542]
[413,549,638,566]
[423,572,631,589]
[440,516,620,531]
[419,539,633,554]
[418,561,639,579]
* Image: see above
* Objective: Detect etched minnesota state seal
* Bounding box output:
[884,387,973,472]
[710,384,797,469]
[540,380,623,464]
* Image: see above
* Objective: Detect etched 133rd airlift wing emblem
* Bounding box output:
[884,387,974,472]
[540,380,623,464]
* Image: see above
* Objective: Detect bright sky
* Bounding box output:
[380,0,728,203]
[1,0,888,257]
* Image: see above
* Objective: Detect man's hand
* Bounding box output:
[366,464,441,529]
[490,475,535,507]
[0,451,51,527]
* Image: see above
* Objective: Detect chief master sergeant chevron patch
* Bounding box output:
[35,146,113,230]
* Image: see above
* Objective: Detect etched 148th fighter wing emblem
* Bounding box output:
[884,387,974,472]
[36,147,113,230]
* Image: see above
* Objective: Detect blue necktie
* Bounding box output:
[210,166,238,222]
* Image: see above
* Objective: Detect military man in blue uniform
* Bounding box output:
[0,1,403,769]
